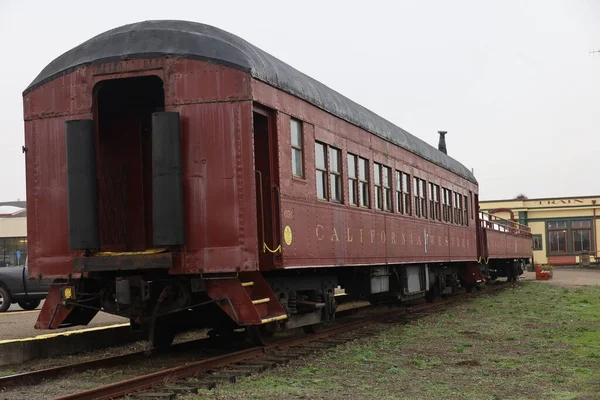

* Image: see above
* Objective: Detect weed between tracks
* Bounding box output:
[188,282,600,400]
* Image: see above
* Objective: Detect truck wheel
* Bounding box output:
[0,287,11,312]
[17,300,41,311]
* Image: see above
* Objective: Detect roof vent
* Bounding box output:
[438,131,447,155]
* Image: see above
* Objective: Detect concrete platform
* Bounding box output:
[0,307,143,366]
[0,301,129,341]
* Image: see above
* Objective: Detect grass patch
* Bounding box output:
[186,281,600,399]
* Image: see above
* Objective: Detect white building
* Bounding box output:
[0,201,27,267]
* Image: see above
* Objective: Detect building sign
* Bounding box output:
[536,199,596,206]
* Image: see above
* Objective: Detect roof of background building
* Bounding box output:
[480,195,600,203]
[0,201,26,218]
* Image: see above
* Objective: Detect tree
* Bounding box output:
[514,193,528,200]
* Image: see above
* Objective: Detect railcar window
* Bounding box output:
[358,157,370,208]
[413,178,427,218]
[395,172,411,215]
[347,153,358,205]
[329,147,342,202]
[315,142,328,200]
[463,195,469,226]
[429,183,440,221]
[290,118,304,178]
[375,164,391,211]
[395,172,403,213]
[374,164,382,210]
[469,191,474,220]
[453,192,461,225]
[442,188,451,223]
[382,166,391,211]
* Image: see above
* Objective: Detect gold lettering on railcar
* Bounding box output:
[316,225,324,241]
[331,228,340,242]
[311,225,475,251]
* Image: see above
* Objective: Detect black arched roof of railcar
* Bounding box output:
[24,20,477,184]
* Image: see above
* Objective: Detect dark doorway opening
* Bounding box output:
[94,76,165,252]
[253,109,280,269]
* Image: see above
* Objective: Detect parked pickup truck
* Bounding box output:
[0,257,51,312]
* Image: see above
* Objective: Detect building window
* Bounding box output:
[396,171,411,215]
[329,147,342,202]
[358,157,369,208]
[413,178,427,218]
[347,153,358,205]
[315,142,328,200]
[572,220,592,252]
[547,221,568,253]
[374,163,392,211]
[429,183,440,221]
[290,118,303,178]
[532,234,543,251]
[0,237,28,267]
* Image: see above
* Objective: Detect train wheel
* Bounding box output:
[148,319,175,352]
[246,326,266,346]
[259,322,277,338]
[303,322,325,334]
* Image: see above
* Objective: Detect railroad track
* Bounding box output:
[0,283,509,400]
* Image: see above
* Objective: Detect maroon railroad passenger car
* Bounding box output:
[22,20,531,347]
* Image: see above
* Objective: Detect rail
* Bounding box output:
[479,211,531,237]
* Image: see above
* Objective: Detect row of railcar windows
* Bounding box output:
[290,118,471,226]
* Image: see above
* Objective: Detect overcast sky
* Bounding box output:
[1,0,599,202]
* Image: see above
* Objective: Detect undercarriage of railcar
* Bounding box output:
[38,258,527,351]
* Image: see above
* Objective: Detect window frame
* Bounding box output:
[547,220,568,254]
[347,153,358,206]
[315,141,328,201]
[358,157,370,208]
[463,194,469,226]
[572,220,592,253]
[329,146,342,203]
[396,171,411,215]
[374,163,392,212]
[532,234,543,251]
[290,118,304,178]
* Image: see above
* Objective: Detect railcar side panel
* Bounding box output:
[252,79,479,269]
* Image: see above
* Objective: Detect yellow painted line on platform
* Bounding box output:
[0,323,130,344]
[0,310,40,316]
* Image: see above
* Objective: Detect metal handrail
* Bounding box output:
[255,171,265,251]
[478,211,531,236]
